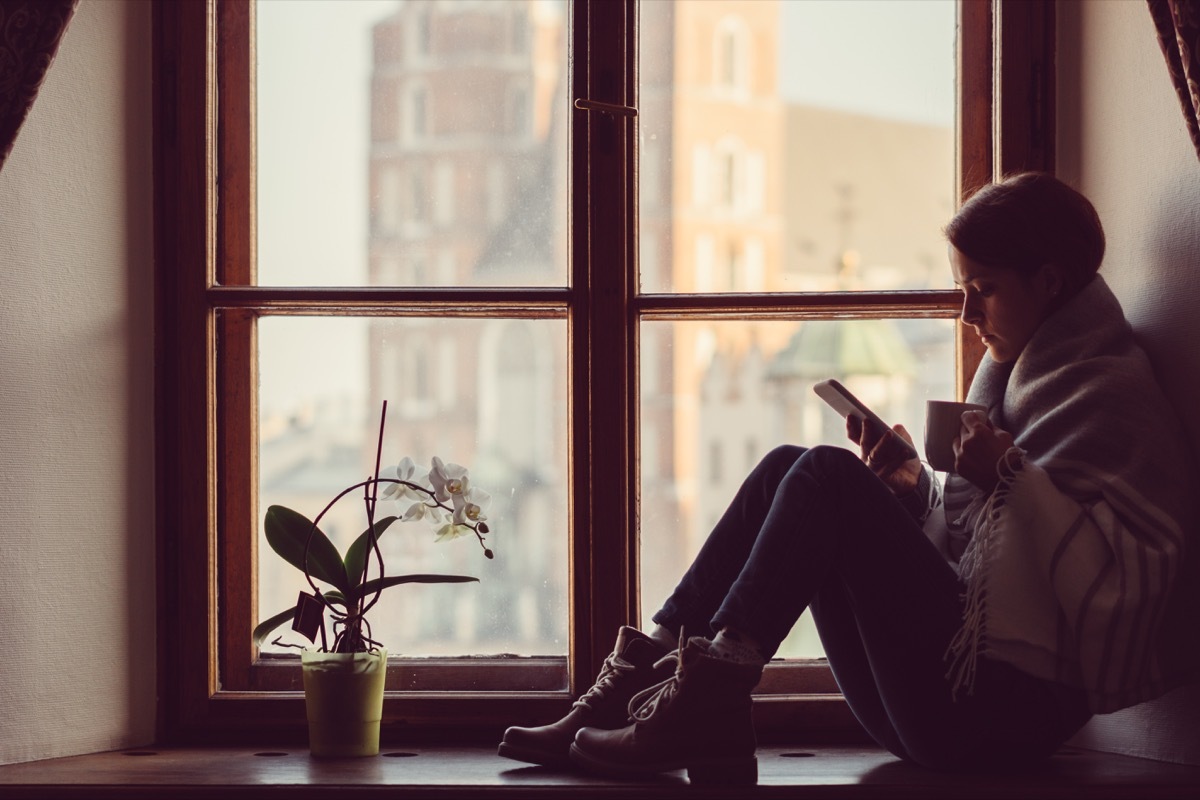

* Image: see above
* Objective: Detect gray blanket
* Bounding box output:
[941,275,1197,712]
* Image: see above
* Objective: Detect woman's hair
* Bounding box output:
[945,172,1105,298]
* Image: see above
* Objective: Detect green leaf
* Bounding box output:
[348,573,479,605]
[343,516,399,589]
[322,590,348,608]
[253,606,298,649]
[263,505,350,594]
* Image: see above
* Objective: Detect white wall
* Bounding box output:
[0,0,156,765]
[1058,0,1200,766]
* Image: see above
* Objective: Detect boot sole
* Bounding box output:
[569,742,758,785]
[497,741,573,770]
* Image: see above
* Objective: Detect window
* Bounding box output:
[406,84,428,142]
[409,166,428,225]
[415,8,431,59]
[714,16,749,92]
[433,160,454,226]
[512,7,529,54]
[155,0,1054,739]
[509,85,529,138]
[485,161,507,225]
[725,240,740,291]
[714,141,741,211]
[409,255,426,286]
[709,440,723,484]
[376,167,400,234]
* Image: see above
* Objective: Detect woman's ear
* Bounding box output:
[1039,262,1065,300]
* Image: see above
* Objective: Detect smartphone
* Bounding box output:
[812,378,918,460]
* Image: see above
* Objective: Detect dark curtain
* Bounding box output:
[1148,0,1200,161]
[0,0,78,173]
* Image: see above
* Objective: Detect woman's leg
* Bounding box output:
[652,444,810,638]
[807,524,1091,770]
[500,447,813,769]
[808,579,911,760]
[661,444,1087,769]
[706,444,944,657]
[575,445,927,782]
[732,446,1091,769]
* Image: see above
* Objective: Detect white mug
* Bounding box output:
[924,400,988,472]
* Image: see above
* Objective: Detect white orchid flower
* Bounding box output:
[452,486,491,526]
[402,501,429,522]
[435,523,471,542]
[403,500,447,524]
[381,457,429,505]
[429,456,469,502]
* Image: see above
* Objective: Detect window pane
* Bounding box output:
[639,0,956,294]
[255,0,569,287]
[639,318,956,658]
[258,316,569,656]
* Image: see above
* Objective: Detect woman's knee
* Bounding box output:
[803,443,865,471]
[780,445,870,487]
[747,445,807,486]
[761,443,806,469]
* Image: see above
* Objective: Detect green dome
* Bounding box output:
[766,319,917,380]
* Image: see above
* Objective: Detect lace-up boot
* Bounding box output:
[569,635,763,784]
[498,626,673,768]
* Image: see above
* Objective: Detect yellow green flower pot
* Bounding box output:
[301,648,387,757]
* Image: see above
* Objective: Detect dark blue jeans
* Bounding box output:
[652,445,1091,771]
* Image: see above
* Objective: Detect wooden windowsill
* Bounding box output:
[2,745,1199,799]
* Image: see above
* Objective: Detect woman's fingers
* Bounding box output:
[867,429,908,472]
[866,429,922,494]
[953,414,1014,492]
[846,415,864,448]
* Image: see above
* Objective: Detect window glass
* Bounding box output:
[637,0,956,665]
[639,0,956,295]
[258,316,569,657]
[251,0,572,662]
[254,0,568,288]
[639,318,956,658]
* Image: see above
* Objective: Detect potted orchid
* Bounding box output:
[253,403,493,757]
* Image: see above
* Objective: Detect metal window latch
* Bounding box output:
[574,97,638,117]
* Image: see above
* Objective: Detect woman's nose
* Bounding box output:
[960,293,982,325]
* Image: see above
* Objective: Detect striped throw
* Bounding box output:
[937,275,1198,713]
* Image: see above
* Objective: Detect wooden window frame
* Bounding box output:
[153,0,1054,743]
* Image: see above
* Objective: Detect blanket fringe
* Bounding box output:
[944,448,1025,699]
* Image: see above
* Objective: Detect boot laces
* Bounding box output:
[627,649,683,721]
[572,651,636,711]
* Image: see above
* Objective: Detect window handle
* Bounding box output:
[574,97,638,117]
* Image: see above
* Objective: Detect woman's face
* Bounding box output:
[950,246,1061,364]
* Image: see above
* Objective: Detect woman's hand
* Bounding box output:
[952,410,1015,492]
[847,416,923,496]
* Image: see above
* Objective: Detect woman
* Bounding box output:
[498,173,1198,781]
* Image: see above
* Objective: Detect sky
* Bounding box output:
[254,0,956,416]
[779,0,954,126]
